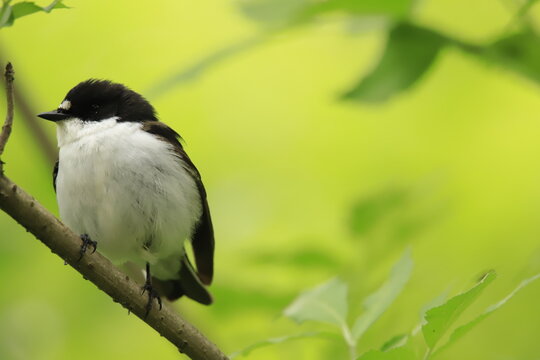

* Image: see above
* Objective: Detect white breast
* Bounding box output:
[55,118,202,279]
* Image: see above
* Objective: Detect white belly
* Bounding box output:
[55,118,201,279]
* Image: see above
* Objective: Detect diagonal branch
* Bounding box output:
[0,52,57,164]
[0,63,228,360]
[11,79,57,163]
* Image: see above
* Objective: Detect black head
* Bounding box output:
[37,79,158,123]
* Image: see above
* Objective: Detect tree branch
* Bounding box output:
[0,63,228,360]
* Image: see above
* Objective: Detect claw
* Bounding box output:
[142,262,162,318]
[78,233,97,261]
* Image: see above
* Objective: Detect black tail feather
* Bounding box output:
[152,255,213,305]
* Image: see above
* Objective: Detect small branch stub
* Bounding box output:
[0,62,14,162]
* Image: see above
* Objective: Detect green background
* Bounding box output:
[1,0,540,359]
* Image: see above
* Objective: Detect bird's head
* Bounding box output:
[38,79,157,123]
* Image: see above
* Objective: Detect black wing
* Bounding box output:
[53,159,59,192]
[142,121,215,285]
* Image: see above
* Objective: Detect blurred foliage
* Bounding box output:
[229,331,328,359]
[152,0,540,104]
[232,251,412,358]
[341,23,447,102]
[2,0,540,360]
[0,0,67,28]
[239,0,413,27]
[351,250,412,343]
[480,31,540,84]
[236,261,538,360]
[422,271,496,351]
[350,188,409,235]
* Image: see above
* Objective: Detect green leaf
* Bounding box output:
[380,334,408,351]
[1,0,67,27]
[412,290,448,335]
[480,31,540,84]
[352,249,413,341]
[229,332,324,359]
[0,2,14,28]
[419,292,448,320]
[284,277,348,328]
[350,188,407,236]
[11,2,41,19]
[357,342,415,360]
[421,271,496,350]
[432,273,540,357]
[342,22,447,103]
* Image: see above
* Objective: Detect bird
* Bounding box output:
[37,79,215,314]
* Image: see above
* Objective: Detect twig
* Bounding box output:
[0,63,228,360]
[0,62,14,162]
[341,324,356,360]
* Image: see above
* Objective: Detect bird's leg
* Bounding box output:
[78,233,97,261]
[141,262,162,318]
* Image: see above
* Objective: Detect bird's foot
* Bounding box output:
[141,263,162,318]
[141,282,162,318]
[78,233,97,261]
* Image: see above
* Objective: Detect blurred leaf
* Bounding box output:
[393,217,430,241]
[229,332,324,359]
[250,247,340,269]
[504,0,539,31]
[284,278,348,327]
[380,334,408,351]
[301,0,413,19]
[422,271,496,350]
[357,341,415,360]
[239,0,309,26]
[432,273,540,357]
[342,22,447,103]
[11,2,41,18]
[350,188,407,236]
[0,3,14,28]
[1,0,67,27]
[240,0,413,27]
[147,35,267,98]
[210,285,292,316]
[344,16,391,35]
[352,249,413,341]
[479,31,540,84]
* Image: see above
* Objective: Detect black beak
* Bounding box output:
[37,110,70,122]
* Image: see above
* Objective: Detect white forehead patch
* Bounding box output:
[58,100,71,110]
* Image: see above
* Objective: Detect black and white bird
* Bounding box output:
[38,80,214,313]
